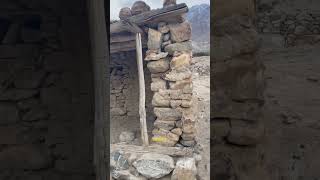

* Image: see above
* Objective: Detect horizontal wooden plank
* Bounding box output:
[110,144,194,156]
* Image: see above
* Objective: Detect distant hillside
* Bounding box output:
[186,4,210,56]
[186,4,210,43]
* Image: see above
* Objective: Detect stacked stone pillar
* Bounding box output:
[144,18,195,147]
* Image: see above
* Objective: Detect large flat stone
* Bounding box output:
[133,153,175,179]
[154,107,182,121]
[164,41,192,55]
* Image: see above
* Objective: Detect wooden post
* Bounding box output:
[136,33,149,146]
[87,0,107,179]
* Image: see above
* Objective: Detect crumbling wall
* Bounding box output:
[212,0,268,179]
[0,0,95,179]
[257,0,320,46]
[110,50,154,144]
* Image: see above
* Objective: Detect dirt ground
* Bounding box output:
[258,35,320,179]
[191,56,210,180]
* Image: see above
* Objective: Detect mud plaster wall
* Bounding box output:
[212,0,268,179]
[257,0,320,46]
[0,0,95,179]
[110,50,154,144]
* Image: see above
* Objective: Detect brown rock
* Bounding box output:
[170,100,182,108]
[147,59,170,73]
[158,22,170,34]
[151,78,167,92]
[171,158,197,180]
[181,100,192,108]
[182,118,196,134]
[164,41,192,55]
[119,7,132,20]
[154,120,176,130]
[171,128,183,136]
[154,108,182,121]
[163,0,177,7]
[168,22,192,43]
[145,51,168,61]
[148,28,162,50]
[131,1,150,15]
[152,92,170,107]
[164,68,192,81]
[181,133,195,141]
[170,53,191,70]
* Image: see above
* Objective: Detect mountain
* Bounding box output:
[186,4,210,55]
[186,4,210,43]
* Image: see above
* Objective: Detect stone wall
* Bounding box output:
[110,1,199,180]
[212,0,268,179]
[0,0,95,179]
[145,15,195,148]
[110,50,154,144]
[257,0,320,46]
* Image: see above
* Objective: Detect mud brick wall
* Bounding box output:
[257,0,320,46]
[212,0,268,179]
[0,0,95,179]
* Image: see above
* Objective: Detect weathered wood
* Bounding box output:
[110,3,188,35]
[87,0,107,180]
[110,144,194,156]
[136,33,149,146]
[129,3,188,25]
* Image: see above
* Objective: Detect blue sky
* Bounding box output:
[110,0,210,20]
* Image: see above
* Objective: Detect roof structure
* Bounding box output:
[110,3,188,53]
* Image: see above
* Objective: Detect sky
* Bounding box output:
[110,0,210,20]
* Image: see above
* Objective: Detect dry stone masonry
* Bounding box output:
[0,0,95,179]
[144,11,196,148]
[110,1,199,179]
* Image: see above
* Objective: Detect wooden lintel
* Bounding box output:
[110,144,194,157]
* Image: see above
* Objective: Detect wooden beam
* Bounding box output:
[136,33,149,146]
[110,144,194,157]
[87,0,107,180]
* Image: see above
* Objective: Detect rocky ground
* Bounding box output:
[191,56,210,180]
[258,34,320,179]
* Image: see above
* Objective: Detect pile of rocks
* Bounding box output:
[257,3,320,45]
[143,15,195,147]
[111,151,198,180]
